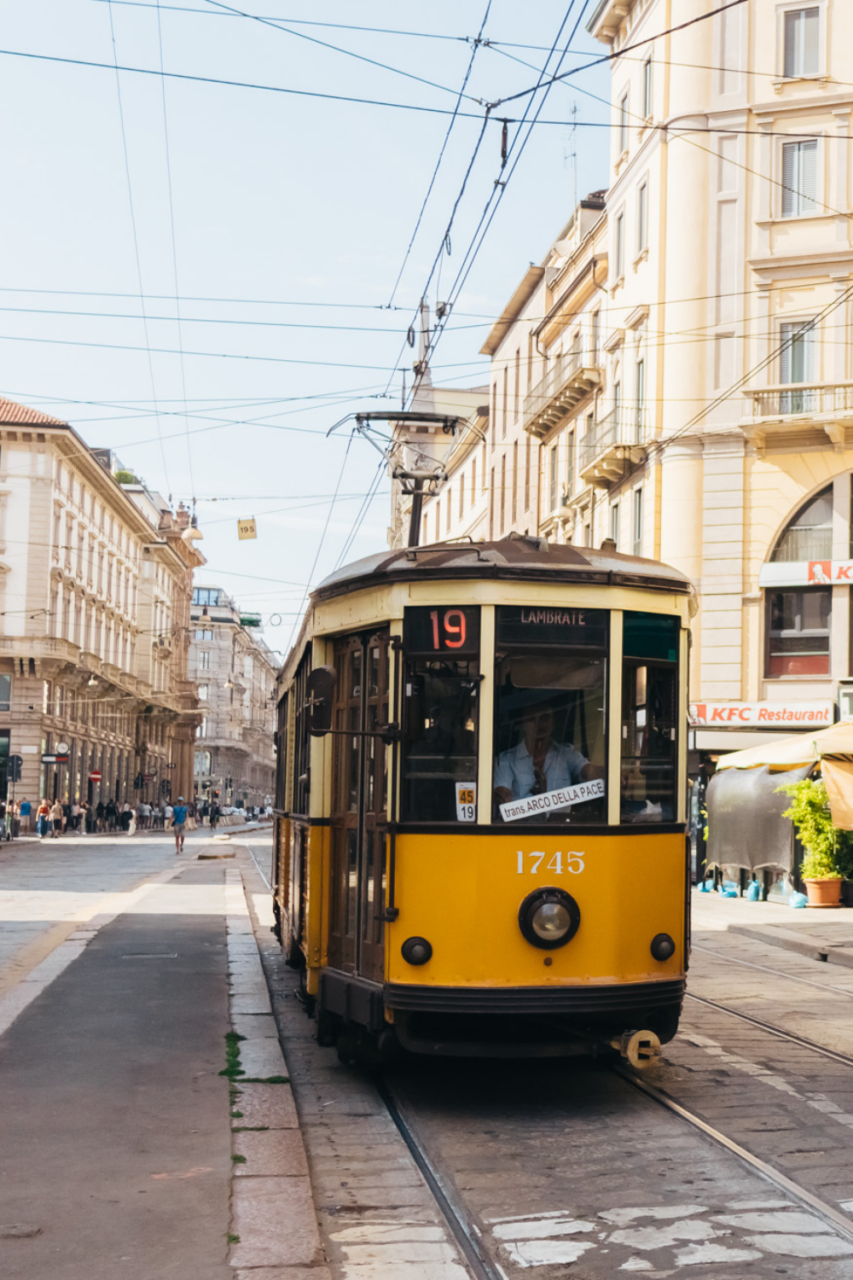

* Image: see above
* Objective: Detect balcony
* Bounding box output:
[578,407,648,488]
[741,382,853,453]
[523,348,601,438]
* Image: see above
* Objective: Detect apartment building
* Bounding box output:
[0,397,203,806]
[190,586,276,808]
[583,0,853,751]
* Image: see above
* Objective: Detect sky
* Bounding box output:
[0,0,611,657]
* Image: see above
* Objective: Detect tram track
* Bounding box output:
[685,989,853,1071]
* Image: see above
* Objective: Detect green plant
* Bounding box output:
[114,469,139,485]
[220,1031,246,1080]
[777,777,843,879]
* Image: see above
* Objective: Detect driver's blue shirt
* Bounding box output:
[494,740,589,799]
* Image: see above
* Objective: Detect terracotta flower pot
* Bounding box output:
[803,877,843,909]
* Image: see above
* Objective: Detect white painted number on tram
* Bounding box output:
[517,850,584,875]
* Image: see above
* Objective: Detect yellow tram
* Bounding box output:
[272,535,694,1061]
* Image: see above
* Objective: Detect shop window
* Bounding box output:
[771,486,832,562]
[767,587,830,676]
[0,674,10,712]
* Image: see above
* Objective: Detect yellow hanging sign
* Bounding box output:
[237,517,257,541]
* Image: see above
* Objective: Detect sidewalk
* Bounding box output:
[692,886,853,968]
[0,831,326,1280]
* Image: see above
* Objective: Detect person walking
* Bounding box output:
[95,800,105,833]
[71,800,81,832]
[105,798,117,832]
[36,799,51,838]
[209,800,220,832]
[50,798,63,838]
[164,801,174,829]
[120,801,132,833]
[19,797,31,833]
[0,798,8,842]
[172,796,188,854]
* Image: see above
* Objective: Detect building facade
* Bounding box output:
[583,0,853,754]
[190,586,276,808]
[0,397,203,808]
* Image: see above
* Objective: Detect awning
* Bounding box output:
[715,720,853,772]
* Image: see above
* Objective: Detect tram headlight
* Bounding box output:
[401,936,433,966]
[518,888,581,950]
[650,932,676,961]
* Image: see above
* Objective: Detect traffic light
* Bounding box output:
[213,789,220,798]
[8,755,22,783]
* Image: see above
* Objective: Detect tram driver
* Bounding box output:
[493,705,603,810]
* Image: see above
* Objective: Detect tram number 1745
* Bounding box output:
[518,850,585,875]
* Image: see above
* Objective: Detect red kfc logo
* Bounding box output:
[809,561,832,583]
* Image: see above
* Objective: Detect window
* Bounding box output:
[781,140,817,217]
[401,606,480,823]
[621,613,679,824]
[502,365,509,437]
[591,311,601,365]
[446,493,451,533]
[507,442,514,527]
[635,359,646,442]
[459,474,465,519]
[615,212,625,280]
[767,587,830,676]
[500,452,507,531]
[610,502,620,548]
[492,606,608,825]
[784,6,819,78]
[199,651,211,671]
[471,458,477,503]
[549,444,558,512]
[643,55,653,117]
[196,629,213,641]
[196,718,208,739]
[619,91,629,153]
[780,320,816,412]
[771,486,832,561]
[198,684,209,701]
[637,182,648,253]
[567,429,575,495]
[435,501,441,543]
[0,674,10,713]
[514,348,521,421]
[524,435,531,511]
[633,486,644,556]
[193,588,222,607]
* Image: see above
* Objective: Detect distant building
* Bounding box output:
[189,586,276,807]
[0,397,203,805]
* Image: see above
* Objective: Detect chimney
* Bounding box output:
[175,503,191,530]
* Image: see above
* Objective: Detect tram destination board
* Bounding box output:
[403,605,480,656]
[496,605,607,647]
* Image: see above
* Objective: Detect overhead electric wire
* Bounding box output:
[0,304,440,333]
[386,0,493,309]
[105,0,171,491]
[286,432,354,649]
[200,0,480,105]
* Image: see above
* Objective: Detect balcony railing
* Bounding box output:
[523,347,600,436]
[744,382,853,420]
[578,406,647,488]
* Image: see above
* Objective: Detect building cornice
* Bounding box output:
[480,265,546,356]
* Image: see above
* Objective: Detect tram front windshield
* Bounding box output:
[493,607,607,824]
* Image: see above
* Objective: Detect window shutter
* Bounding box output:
[800,139,818,212]
[782,142,796,217]
[802,323,816,382]
[803,7,820,75]
[784,10,798,78]
[780,323,793,384]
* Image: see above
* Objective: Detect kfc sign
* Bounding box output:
[760,561,853,588]
[689,700,834,727]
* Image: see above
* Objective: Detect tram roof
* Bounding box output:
[313,535,694,602]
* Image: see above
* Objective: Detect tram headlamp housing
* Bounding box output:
[518,888,581,950]
[401,936,433,966]
[650,932,676,961]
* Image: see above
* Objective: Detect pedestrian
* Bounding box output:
[120,801,132,833]
[71,800,81,832]
[50,798,63,838]
[172,795,188,854]
[128,805,137,836]
[209,800,220,831]
[19,797,31,833]
[0,798,7,842]
[95,800,105,833]
[84,801,95,834]
[164,800,174,828]
[79,800,90,834]
[105,798,117,832]
[201,799,209,826]
[62,801,71,834]
[36,798,51,838]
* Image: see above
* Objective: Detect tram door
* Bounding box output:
[327,631,390,983]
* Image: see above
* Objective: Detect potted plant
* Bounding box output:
[777,777,843,908]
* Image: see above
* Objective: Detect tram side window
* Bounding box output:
[401,607,480,823]
[275,691,289,811]
[493,607,608,825]
[291,655,312,817]
[621,612,679,824]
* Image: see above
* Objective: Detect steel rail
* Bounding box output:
[693,943,853,999]
[614,1064,853,1244]
[377,1075,504,1280]
[686,990,853,1070]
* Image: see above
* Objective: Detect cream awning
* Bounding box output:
[715,720,853,771]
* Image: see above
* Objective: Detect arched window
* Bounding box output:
[771,486,832,562]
